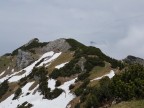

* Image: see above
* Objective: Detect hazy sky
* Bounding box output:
[1,0,144,59]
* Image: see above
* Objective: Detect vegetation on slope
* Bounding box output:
[50,39,124,80]
[13,88,22,100]
[74,46,124,69]
[111,99,144,108]
[49,58,81,79]
[74,64,144,108]
[28,66,63,100]
[17,101,33,108]
[0,56,11,71]
[0,80,9,99]
[66,38,87,51]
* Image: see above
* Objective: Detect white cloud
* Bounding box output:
[9,0,36,2]
[112,26,144,59]
[118,26,144,47]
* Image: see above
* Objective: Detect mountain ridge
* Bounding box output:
[0,38,144,108]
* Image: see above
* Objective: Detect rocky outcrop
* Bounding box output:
[16,38,71,69]
[41,38,71,53]
[77,57,86,72]
[16,49,34,69]
[124,55,144,66]
[24,38,39,47]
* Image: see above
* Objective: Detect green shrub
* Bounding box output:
[0,80,9,99]
[78,72,89,81]
[66,38,86,51]
[17,101,33,108]
[69,84,75,90]
[29,66,63,100]
[19,76,27,87]
[50,58,81,79]
[83,64,144,107]
[13,88,22,100]
[74,103,80,108]
[49,69,61,79]
[74,79,90,96]
[55,80,61,87]
[50,88,63,99]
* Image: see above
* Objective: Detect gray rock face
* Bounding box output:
[15,38,71,70]
[41,38,71,53]
[124,55,144,66]
[16,49,34,69]
[77,57,86,72]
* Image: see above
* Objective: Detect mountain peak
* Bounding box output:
[0,38,132,108]
[124,55,144,65]
[24,38,39,47]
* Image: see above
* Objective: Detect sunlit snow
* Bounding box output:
[38,52,62,67]
[0,78,76,108]
[0,51,77,108]
[48,79,56,91]
[0,51,61,83]
[8,51,61,82]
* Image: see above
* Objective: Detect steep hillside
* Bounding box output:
[1,38,143,108]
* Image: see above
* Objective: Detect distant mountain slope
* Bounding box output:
[124,55,144,66]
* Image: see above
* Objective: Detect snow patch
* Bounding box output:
[22,82,35,95]
[0,78,76,108]
[48,79,56,91]
[91,70,115,82]
[0,71,5,76]
[45,63,51,67]
[7,67,10,70]
[38,52,62,67]
[8,51,61,82]
[11,69,14,73]
[55,62,69,69]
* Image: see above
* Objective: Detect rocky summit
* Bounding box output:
[123,55,144,66]
[0,38,144,108]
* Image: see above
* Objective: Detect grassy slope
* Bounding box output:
[69,62,112,108]
[89,62,111,79]
[0,82,19,103]
[47,52,74,74]
[88,62,111,87]
[0,56,11,72]
[111,100,144,108]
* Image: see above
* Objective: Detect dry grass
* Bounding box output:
[13,70,26,76]
[47,52,74,74]
[89,62,111,80]
[0,56,11,72]
[0,82,19,103]
[29,81,39,91]
[88,80,100,87]
[111,100,144,108]
[71,81,83,92]
[68,97,80,108]
[57,74,78,84]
